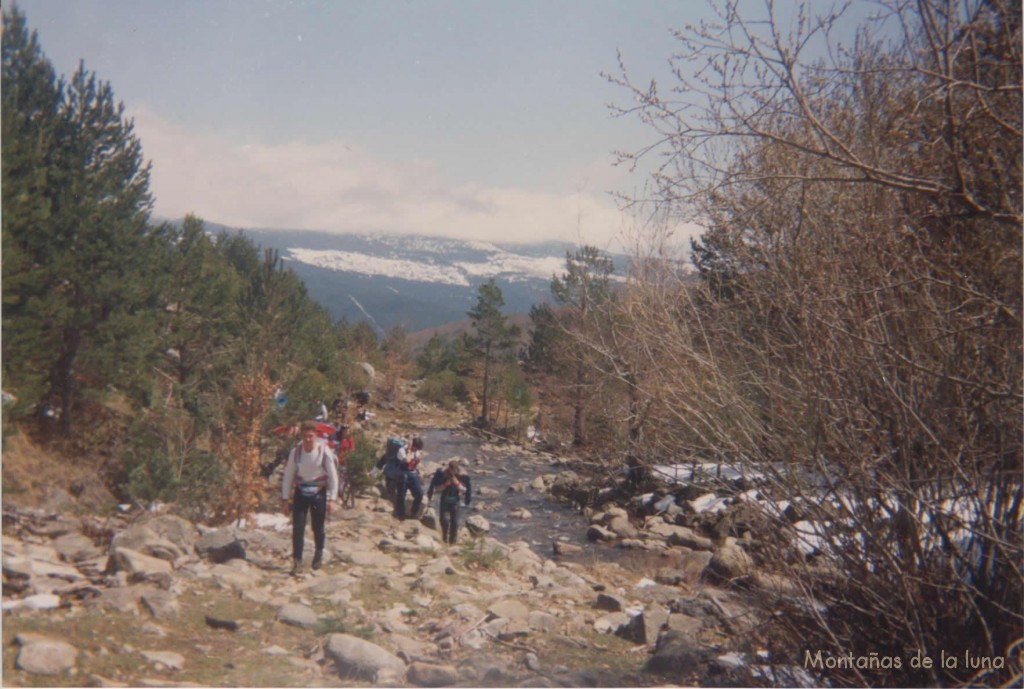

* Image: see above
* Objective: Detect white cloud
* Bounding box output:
[131,106,633,246]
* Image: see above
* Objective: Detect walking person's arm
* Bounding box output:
[281,447,297,515]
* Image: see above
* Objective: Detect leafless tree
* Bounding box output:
[598,1,1021,684]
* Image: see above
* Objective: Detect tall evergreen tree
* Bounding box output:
[1,7,65,416]
[467,279,519,428]
[549,246,614,446]
[2,6,159,432]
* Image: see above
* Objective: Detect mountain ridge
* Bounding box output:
[186,221,627,335]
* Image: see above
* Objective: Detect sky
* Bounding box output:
[13,0,738,250]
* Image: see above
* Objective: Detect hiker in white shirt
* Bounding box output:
[281,420,338,575]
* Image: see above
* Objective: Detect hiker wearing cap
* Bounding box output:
[281,420,339,575]
[427,459,472,545]
[396,436,425,520]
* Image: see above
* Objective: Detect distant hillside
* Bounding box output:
[188,223,629,334]
[406,312,534,351]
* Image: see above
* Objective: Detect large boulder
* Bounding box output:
[15,639,77,676]
[110,525,185,562]
[464,515,490,536]
[325,633,406,682]
[706,544,754,585]
[195,529,246,563]
[644,629,707,679]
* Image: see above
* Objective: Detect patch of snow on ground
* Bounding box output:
[286,248,469,286]
[455,253,567,280]
[251,512,290,532]
[690,492,731,514]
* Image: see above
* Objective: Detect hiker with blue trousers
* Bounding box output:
[396,436,425,520]
[427,459,472,545]
[281,420,338,575]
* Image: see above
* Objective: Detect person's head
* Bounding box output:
[300,420,318,447]
[447,459,460,475]
[411,437,424,451]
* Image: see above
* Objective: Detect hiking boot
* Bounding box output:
[289,560,302,576]
[311,551,323,570]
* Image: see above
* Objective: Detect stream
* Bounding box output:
[417,428,670,572]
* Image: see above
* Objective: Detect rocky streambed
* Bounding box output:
[1,429,818,687]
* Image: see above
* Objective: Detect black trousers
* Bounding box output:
[396,472,423,519]
[292,489,327,561]
[439,500,460,544]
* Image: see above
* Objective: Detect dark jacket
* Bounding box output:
[427,469,472,505]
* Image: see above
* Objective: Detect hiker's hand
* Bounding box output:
[327,501,335,514]
[281,499,290,515]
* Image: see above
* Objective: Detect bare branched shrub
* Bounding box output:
[596,1,1021,685]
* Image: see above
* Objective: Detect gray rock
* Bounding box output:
[141,650,185,671]
[195,529,246,563]
[593,611,631,634]
[595,592,627,612]
[277,603,319,629]
[524,652,542,672]
[552,541,583,555]
[608,515,639,539]
[488,598,530,622]
[145,515,200,554]
[107,547,173,578]
[706,544,753,585]
[324,633,406,681]
[666,612,703,636]
[141,590,179,620]
[644,629,706,677]
[407,661,460,687]
[465,514,490,536]
[620,603,669,644]
[111,525,184,562]
[140,647,186,667]
[15,639,78,675]
[586,525,616,542]
[527,610,559,633]
[666,526,714,551]
[52,533,101,562]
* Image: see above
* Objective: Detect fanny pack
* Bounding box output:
[297,481,325,498]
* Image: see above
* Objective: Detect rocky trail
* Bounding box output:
[2,426,814,687]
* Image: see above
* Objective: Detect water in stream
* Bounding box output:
[417,428,674,572]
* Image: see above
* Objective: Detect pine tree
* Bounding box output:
[2,6,159,431]
[549,246,614,446]
[466,279,519,428]
[2,7,65,416]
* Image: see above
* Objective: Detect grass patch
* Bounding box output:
[459,538,507,570]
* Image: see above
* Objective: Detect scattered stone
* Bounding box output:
[586,525,616,542]
[644,629,706,678]
[407,661,460,687]
[15,639,78,675]
[141,590,179,620]
[465,515,490,536]
[195,529,246,563]
[595,592,627,612]
[277,603,319,629]
[706,544,754,585]
[204,615,239,631]
[106,547,173,579]
[594,611,631,634]
[552,541,583,555]
[140,650,185,671]
[324,633,406,681]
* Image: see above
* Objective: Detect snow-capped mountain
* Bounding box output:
[226,227,626,334]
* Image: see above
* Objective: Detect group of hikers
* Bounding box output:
[279,419,472,576]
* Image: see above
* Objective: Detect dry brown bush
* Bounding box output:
[592,1,1022,685]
